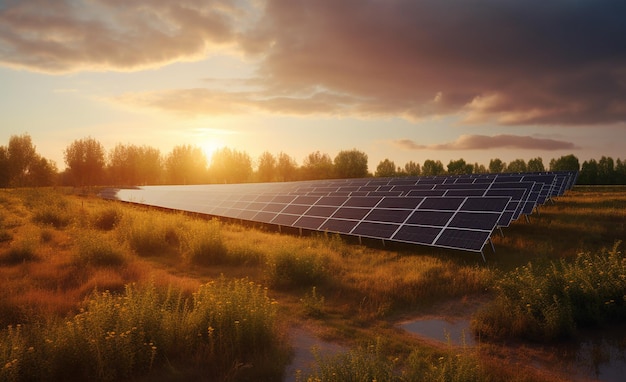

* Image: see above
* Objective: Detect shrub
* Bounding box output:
[91,206,122,231]
[300,286,325,318]
[73,231,127,267]
[472,242,626,341]
[0,239,38,265]
[0,279,287,381]
[121,211,181,256]
[265,245,330,289]
[181,220,228,266]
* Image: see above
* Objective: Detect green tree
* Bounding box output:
[403,161,421,176]
[334,149,368,178]
[165,144,208,184]
[489,158,506,173]
[108,144,162,185]
[7,134,37,187]
[597,156,615,184]
[64,137,106,187]
[447,158,473,175]
[208,147,252,184]
[375,159,396,177]
[28,157,58,186]
[579,159,599,184]
[422,159,445,176]
[549,154,580,172]
[256,151,277,182]
[527,157,545,172]
[474,162,487,174]
[301,151,334,180]
[276,152,298,182]
[506,159,527,173]
[615,159,626,184]
[0,146,10,187]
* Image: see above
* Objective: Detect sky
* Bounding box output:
[1,0,625,172]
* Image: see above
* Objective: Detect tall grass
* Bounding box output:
[117,209,182,257]
[181,219,228,265]
[0,278,287,381]
[73,230,128,267]
[472,241,626,341]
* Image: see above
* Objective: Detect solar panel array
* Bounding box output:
[100,171,577,260]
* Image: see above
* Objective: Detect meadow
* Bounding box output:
[0,186,625,381]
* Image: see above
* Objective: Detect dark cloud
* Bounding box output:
[245,0,626,125]
[0,0,248,72]
[3,0,625,126]
[394,134,578,151]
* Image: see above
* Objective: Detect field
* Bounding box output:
[1,186,625,381]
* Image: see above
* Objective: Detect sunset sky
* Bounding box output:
[1,0,625,171]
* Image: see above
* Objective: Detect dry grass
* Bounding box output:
[0,186,624,381]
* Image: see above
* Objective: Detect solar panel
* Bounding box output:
[101,171,577,260]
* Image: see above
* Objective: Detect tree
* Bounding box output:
[615,159,626,185]
[208,147,252,184]
[506,159,527,173]
[28,157,58,187]
[64,137,106,186]
[334,149,368,178]
[276,152,298,182]
[447,158,473,175]
[375,159,396,177]
[7,134,37,187]
[489,158,506,174]
[108,144,162,185]
[474,162,487,174]
[165,144,208,184]
[0,146,10,187]
[527,157,545,172]
[422,159,445,176]
[256,151,277,182]
[598,156,615,184]
[403,161,421,176]
[578,159,598,184]
[549,154,580,172]
[301,151,334,180]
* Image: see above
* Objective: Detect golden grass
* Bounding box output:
[0,186,624,381]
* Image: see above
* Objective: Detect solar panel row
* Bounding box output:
[100,171,577,260]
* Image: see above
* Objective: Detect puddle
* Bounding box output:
[399,317,475,346]
[283,327,346,382]
[399,317,626,382]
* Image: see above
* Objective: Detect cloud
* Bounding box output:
[394,134,578,151]
[3,0,626,126]
[0,0,252,72]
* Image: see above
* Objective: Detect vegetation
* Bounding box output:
[3,132,626,187]
[0,185,625,381]
[473,242,626,341]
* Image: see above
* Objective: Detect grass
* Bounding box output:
[472,241,626,341]
[0,186,624,381]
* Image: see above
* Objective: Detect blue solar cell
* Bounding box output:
[406,210,454,226]
[448,212,500,230]
[304,206,338,218]
[253,211,277,223]
[377,197,424,209]
[392,225,440,244]
[343,196,382,207]
[320,219,359,233]
[262,203,287,213]
[283,204,310,214]
[435,229,488,252]
[461,197,510,212]
[352,222,399,239]
[332,207,370,220]
[294,216,326,230]
[316,196,349,206]
[271,214,300,226]
[419,197,465,210]
[364,208,412,223]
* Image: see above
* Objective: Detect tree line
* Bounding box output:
[0,133,623,187]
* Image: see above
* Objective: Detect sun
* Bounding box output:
[200,139,224,163]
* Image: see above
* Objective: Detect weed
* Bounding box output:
[73,231,127,267]
[265,245,330,289]
[181,219,228,265]
[473,241,626,341]
[91,206,122,231]
[0,239,38,265]
[301,286,325,318]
